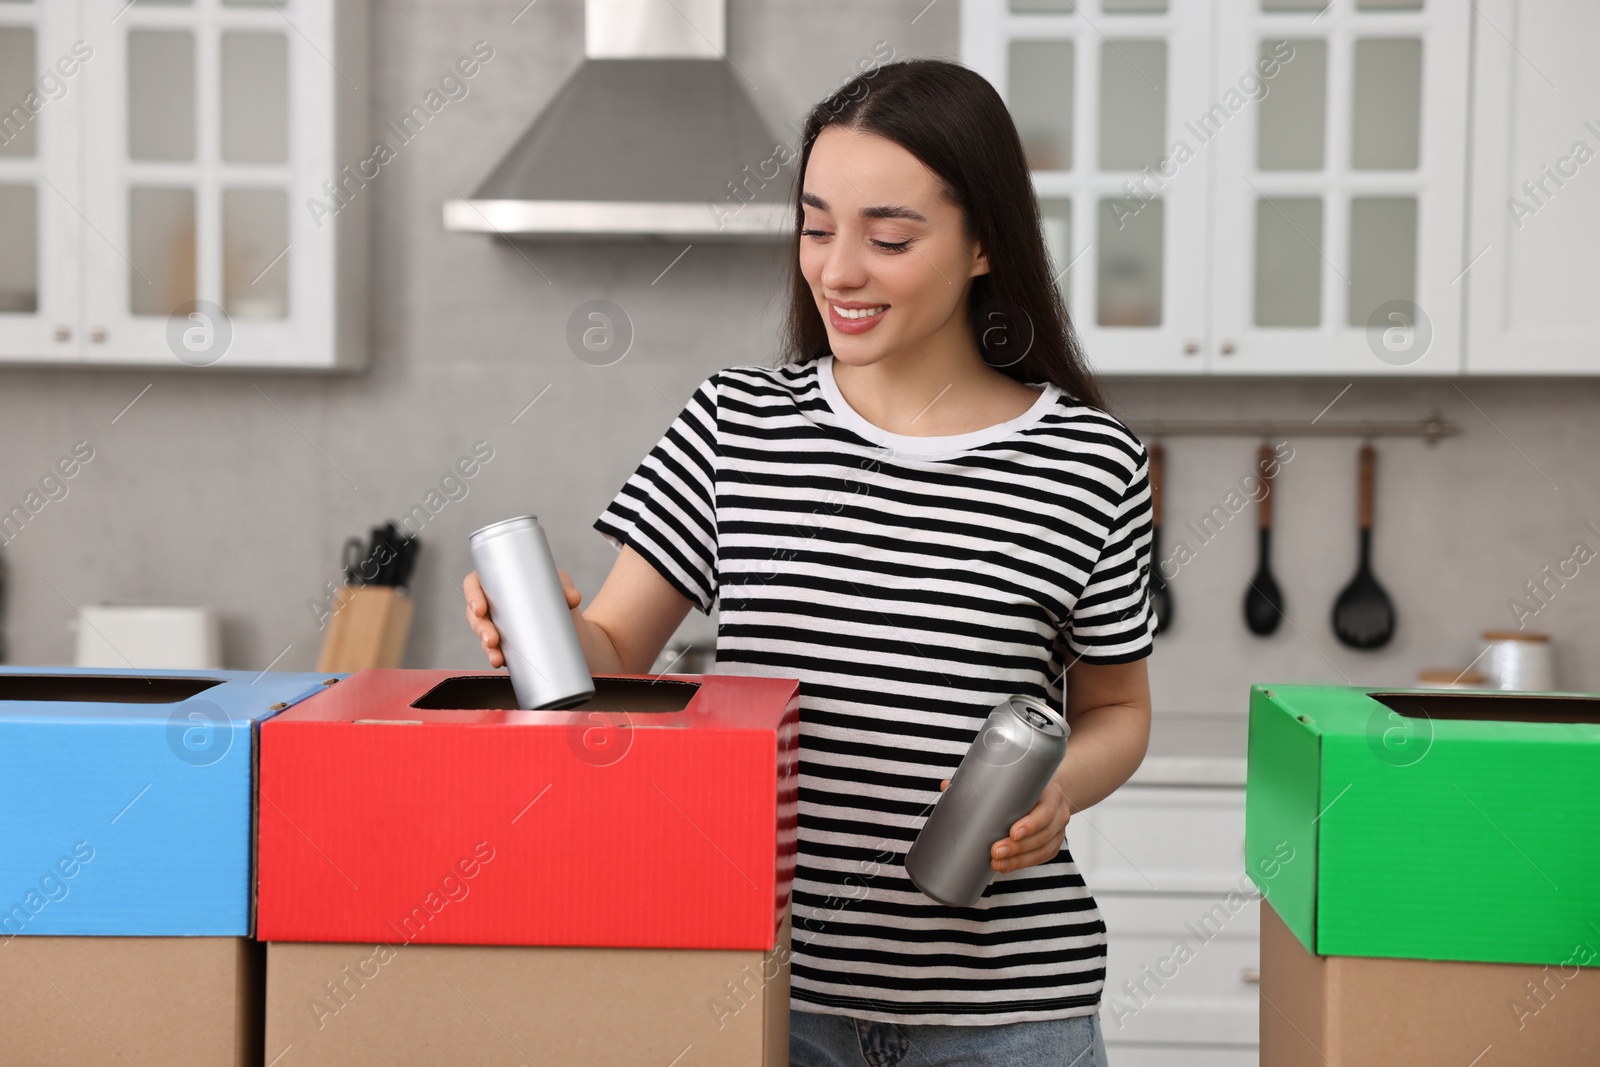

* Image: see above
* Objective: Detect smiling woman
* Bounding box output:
[784,64,1108,423]
[463,57,1155,1067]
[749,60,1151,1067]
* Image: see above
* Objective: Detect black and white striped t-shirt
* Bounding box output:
[594,354,1154,1027]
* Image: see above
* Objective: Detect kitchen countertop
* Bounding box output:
[1126,712,1247,787]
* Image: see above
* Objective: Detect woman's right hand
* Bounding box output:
[463,570,505,668]
[464,567,586,669]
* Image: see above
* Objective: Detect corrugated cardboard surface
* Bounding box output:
[0,935,263,1066]
[1260,900,1600,1065]
[1245,684,1600,966]
[265,908,792,1067]
[0,667,338,936]
[258,670,800,950]
[1244,684,1322,948]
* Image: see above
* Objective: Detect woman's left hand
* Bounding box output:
[938,777,1072,872]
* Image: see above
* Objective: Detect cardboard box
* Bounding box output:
[264,907,791,1067]
[0,667,341,936]
[1246,684,1600,965]
[0,934,263,1066]
[257,670,799,950]
[1260,898,1600,1065]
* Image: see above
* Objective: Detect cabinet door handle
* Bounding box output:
[1242,967,1261,985]
[54,326,72,342]
[1183,339,1200,355]
[1219,340,1237,355]
[89,327,108,343]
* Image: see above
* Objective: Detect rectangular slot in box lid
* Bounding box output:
[0,674,222,703]
[1245,684,1600,967]
[410,673,699,712]
[256,669,800,951]
[0,667,342,936]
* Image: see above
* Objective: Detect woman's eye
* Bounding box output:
[800,228,910,253]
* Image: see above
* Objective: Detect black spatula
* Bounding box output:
[1243,443,1284,636]
[1332,443,1395,649]
[1149,442,1172,635]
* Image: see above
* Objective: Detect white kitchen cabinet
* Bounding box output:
[1102,1045,1258,1067]
[962,0,1475,376]
[1464,0,1600,373]
[0,0,368,370]
[0,0,82,361]
[962,1,1215,373]
[1072,784,1245,894]
[1077,781,1260,1062]
[1210,1,1469,375]
[1098,894,1260,1046]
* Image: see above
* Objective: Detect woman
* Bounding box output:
[465,58,1152,1067]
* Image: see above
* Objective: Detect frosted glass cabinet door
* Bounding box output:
[1209,1,1470,374]
[78,0,351,368]
[962,0,1214,374]
[0,4,84,363]
[1465,0,1600,373]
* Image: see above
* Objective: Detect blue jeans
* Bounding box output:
[789,1007,1109,1067]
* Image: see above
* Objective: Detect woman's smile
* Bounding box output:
[828,302,889,333]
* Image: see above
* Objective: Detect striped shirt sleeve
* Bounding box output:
[593,374,720,614]
[1065,446,1155,664]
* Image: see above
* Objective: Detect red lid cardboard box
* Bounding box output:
[256,670,799,950]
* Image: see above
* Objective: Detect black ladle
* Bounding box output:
[1148,442,1172,635]
[1332,443,1396,649]
[1243,443,1285,636]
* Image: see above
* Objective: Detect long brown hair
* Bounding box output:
[779,57,1107,412]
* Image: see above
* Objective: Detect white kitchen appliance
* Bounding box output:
[74,604,222,670]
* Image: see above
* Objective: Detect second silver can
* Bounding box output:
[905,695,1070,907]
[469,516,595,711]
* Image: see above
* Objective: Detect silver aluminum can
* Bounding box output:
[905,695,1071,907]
[469,516,595,711]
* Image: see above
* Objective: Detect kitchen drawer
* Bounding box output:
[1097,894,1259,1046]
[1071,785,1246,893]
[1103,1044,1258,1067]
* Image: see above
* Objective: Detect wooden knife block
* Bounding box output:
[315,585,414,672]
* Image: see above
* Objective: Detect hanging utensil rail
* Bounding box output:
[1127,413,1457,443]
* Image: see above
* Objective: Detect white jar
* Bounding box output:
[1480,631,1556,691]
[1415,668,1487,690]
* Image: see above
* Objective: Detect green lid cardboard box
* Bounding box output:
[1246,684,1600,964]
[1246,684,1600,1064]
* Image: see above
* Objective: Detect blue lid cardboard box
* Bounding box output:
[0,667,340,1067]
[0,667,338,936]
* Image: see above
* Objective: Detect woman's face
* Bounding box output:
[799,125,989,368]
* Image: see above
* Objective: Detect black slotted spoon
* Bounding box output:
[1243,443,1285,636]
[1149,441,1172,635]
[1332,443,1396,649]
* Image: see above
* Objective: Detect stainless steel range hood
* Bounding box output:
[444,0,792,241]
